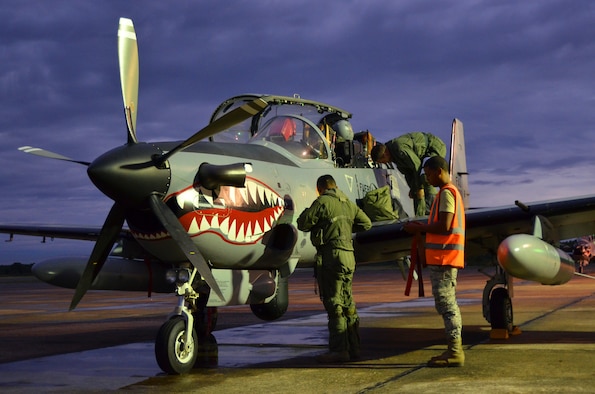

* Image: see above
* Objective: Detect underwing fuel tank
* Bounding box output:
[32,257,280,307]
[497,234,575,285]
[32,257,174,293]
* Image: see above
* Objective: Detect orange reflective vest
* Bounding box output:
[425,184,465,268]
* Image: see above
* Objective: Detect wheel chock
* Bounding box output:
[490,328,509,339]
[490,326,522,339]
[510,326,522,336]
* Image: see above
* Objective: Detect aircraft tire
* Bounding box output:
[155,316,198,375]
[489,287,513,331]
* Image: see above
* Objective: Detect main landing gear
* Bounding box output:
[482,265,516,337]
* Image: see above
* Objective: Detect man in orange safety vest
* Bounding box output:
[403,155,465,367]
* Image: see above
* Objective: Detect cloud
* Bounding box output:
[1,0,594,263]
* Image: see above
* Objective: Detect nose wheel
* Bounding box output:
[155,316,198,374]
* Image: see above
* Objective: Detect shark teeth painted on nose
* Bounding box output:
[175,179,283,211]
[132,230,170,241]
[174,179,285,244]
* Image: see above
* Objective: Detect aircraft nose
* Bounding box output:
[87,143,171,207]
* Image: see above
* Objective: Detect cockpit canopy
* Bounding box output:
[250,115,328,159]
[207,94,374,167]
[209,94,349,139]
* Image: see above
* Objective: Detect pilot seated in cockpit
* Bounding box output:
[268,117,297,142]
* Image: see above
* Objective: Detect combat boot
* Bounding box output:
[427,338,465,367]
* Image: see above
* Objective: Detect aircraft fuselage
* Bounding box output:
[124,141,410,269]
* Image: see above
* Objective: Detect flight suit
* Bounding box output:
[385,132,446,216]
[297,188,372,359]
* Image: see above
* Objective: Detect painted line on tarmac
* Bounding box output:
[0,297,479,392]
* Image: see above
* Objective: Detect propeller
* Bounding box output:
[66,18,143,308]
[20,18,271,308]
[156,97,268,165]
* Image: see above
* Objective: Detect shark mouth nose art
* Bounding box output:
[155,178,285,244]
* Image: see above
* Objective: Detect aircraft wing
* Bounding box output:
[0,224,131,242]
[465,195,595,242]
[355,194,595,264]
[4,194,595,262]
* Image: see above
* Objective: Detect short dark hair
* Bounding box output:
[423,156,449,172]
[370,143,386,162]
[316,174,337,192]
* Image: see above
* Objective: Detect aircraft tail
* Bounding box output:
[449,118,470,208]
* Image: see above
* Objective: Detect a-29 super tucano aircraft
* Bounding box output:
[3,17,595,375]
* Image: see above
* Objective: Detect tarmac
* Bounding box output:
[1,263,595,393]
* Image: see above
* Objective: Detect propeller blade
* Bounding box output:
[157,97,269,164]
[18,146,90,166]
[69,203,126,310]
[148,194,225,301]
[118,17,139,144]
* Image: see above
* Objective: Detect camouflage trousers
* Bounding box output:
[316,248,360,355]
[428,265,462,341]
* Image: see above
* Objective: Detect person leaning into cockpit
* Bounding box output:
[371,132,446,217]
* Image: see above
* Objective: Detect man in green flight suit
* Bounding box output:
[297,175,372,363]
[371,132,446,217]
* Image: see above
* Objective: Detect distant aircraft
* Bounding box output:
[2,17,595,374]
[570,236,595,273]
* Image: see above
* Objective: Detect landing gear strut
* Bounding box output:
[155,268,217,374]
[482,266,514,333]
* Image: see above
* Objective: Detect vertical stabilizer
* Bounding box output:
[449,118,470,208]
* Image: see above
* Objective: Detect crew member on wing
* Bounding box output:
[371,132,446,216]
